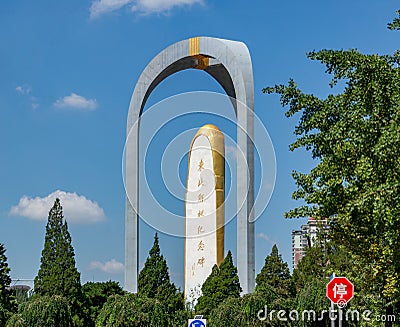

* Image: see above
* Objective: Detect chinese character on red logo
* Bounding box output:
[326,277,354,307]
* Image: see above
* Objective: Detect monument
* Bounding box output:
[125,36,255,294]
[184,124,225,303]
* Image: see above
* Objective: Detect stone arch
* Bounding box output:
[125,36,255,293]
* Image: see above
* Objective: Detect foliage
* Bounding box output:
[254,244,296,325]
[291,225,348,292]
[209,295,267,327]
[16,295,73,327]
[195,264,219,316]
[218,250,242,296]
[256,244,294,298]
[208,297,244,326]
[388,10,400,30]
[1,303,12,327]
[34,198,82,323]
[292,245,325,293]
[95,293,188,327]
[295,279,330,326]
[5,313,24,327]
[243,290,287,327]
[264,47,400,312]
[0,243,16,325]
[138,233,184,313]
[0,244,13,307]
[209,290,294,327]
[81,281,124,326]
[290,230,358,326]
[195,250,241,317]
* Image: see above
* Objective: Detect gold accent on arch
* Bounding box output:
[189,37,200,56]
[192,55,209,70]
[189,37,209,70]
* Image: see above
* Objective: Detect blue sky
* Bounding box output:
[1,0,398,289]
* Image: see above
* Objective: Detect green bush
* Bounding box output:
[96,293,175,327]
[0,303,12,326]
[18,295,73,327]
[5,313,25,327]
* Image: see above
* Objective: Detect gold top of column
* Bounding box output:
[191,124,224,189]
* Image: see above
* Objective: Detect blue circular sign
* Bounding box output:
[189,320,205,327]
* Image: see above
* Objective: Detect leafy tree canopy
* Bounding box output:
[388,10,400,30]
[291,224,349,291]
[208,297,243,327]
[209,291,289,327]
[265,32,400,313]
[95,293,187,327]
[5,313,24,327]
[14,295,73,327]
[81,281,124,326]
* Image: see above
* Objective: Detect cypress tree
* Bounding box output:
[138,233,169,298]
[138,233,183,313]
[255,244,293,297]
[34,199,81,311]
[0,243,16,324]
[196,250,241,316]
[218,251,241,298]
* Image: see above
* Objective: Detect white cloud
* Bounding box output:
[131,0,204,15]
[16,85,40,108]
[89,259,124,274]
[10,190,106,224]
[54,93,97,110]
[90,0,132,19]
[89,0,203,19]
[16,85,32,95]
[257,232,273,243]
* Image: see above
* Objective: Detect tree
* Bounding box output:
[254,245,296,325]
[208,297,244,327]
[195,264,219,316]
[195,251,241,317]
[292,224,330,292]
[138,233,183,313]
[218,251,242,297]
[81,281,124,326]
[292,245,326,294]
[34,198,82,323]
[295,279,331,327]
[0,243,16,325]
[5,313,24,327]
[256,244,293,298]
[388,10,400,30]
[95,293,174,327]
[11,295,73,327]
[209,291,288,327]
[264,41,400,322]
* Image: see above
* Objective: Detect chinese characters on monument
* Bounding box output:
[184,125,225,304]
